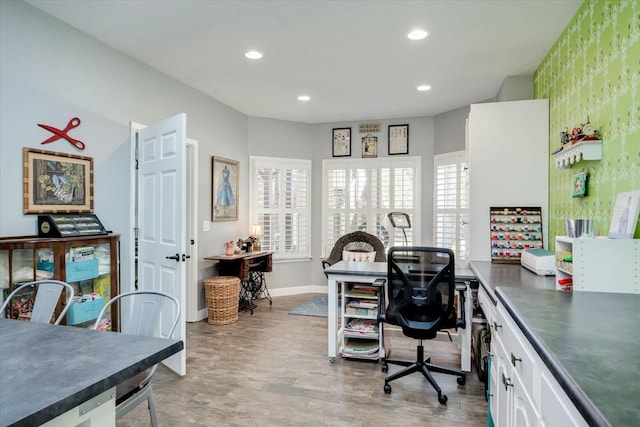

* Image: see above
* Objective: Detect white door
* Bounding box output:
[137,113,187,376]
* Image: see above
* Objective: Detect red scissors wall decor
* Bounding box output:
[38,117,86,150]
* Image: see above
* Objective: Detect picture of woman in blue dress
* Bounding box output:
[213,159,238,220]
[217,166,235,207]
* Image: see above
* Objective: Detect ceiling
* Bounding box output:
[27,0,582,124]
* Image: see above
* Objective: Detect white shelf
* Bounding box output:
[552,140,602,169]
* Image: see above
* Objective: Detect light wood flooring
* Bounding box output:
[118,293,488,427]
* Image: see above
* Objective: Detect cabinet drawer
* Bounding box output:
[497,304,538,405]
[478,285,496,324]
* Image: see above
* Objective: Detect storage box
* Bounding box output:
[66,296,105,325]
[66,259,99,282]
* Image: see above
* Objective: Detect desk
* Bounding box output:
[324,261,474,371]
[205,251,273,314]
[0,318,182,427]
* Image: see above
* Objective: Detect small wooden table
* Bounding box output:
[204,251,273,314]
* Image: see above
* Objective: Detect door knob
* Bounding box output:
[166,253,180,261]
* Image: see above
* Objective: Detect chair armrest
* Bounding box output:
[455,282,467,329]
[374,278,386,323]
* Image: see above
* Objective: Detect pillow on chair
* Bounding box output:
[342,250,376,262]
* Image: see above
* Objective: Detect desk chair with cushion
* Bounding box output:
[92,290,180,427]
[0,280,74,324]
[378,246,466,404]
[321,231,386,271]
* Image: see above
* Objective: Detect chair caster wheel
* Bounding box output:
[384,384,392,394]
[381,364,388,373]
[438,394,448,404]
[457,376,466,385]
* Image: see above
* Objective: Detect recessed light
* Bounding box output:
[407,30,428,41]
[297,95,311,101]
[417,85,432,91]
[245,50,263,59]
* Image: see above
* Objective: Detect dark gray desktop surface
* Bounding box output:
[469,261,639,427]
[0,318,183,427]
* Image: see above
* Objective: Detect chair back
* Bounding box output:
[384,246,455,340]
[323,231,386,268]
[0,280,75,325]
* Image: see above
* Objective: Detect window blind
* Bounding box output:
[251,157,311,260]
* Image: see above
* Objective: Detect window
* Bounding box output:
[322,157,421,256]
[250,156,311,261]
[434,151,469,266]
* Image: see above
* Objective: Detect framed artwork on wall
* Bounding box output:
[572,172,587,198]
[609,190,640,239]
[362,134,377,158]
[332,127,351,157]
[23,148,94,214]
[388,124,409,155]
[212,156,239,221]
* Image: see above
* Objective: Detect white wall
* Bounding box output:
[0,1,249,310]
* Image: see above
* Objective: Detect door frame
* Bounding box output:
[128,122,199,322]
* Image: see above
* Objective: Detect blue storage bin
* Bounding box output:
[66,259,99,282]
[66,296,105,325]
[36,262,54,272]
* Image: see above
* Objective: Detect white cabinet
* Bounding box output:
[339,281,386,360]
[467,99,549,262]
[490,301,588,427]
[555,236,639,293]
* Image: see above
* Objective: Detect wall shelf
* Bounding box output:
[552,139,602,169]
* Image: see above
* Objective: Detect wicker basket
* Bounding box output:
[204,276,240,325]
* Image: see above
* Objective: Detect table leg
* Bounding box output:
[327,277,338,362]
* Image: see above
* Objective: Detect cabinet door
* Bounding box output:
[540,369,588,427]
[512,370,540,427]
[493,334,512,427]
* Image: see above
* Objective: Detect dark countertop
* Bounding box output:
[469,261,639,427]
[469,260,556,304]
[0,319,183,427]
[497,288,640,427]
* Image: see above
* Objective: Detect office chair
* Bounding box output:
[321,230,386,271]
[378,246,466,404]
[0,280,75,324]
[93,290,180,427]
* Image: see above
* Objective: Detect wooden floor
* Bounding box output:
[118,293,488,427]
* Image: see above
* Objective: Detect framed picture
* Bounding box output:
[388,124,409,155]
[332,127,351,157]
[212,156,239,221]
[362,135,377,158]
[609,190,640,239]
[572,172,587,198]
[23,148,94,214]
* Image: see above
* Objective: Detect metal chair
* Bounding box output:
[0,280,75,325]
[92,290,180,427]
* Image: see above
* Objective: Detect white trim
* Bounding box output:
[185,139,199,322]
[128,122,146,296]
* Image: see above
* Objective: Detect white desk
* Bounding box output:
[324,260,474,371]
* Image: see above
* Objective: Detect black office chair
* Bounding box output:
[378,246,466,404]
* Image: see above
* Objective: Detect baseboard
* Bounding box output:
[186,285,327,322]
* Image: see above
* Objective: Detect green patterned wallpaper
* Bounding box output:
[534,0,639,248]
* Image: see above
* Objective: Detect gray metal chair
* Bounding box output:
[0,280,75,325]
[92,290,180,427]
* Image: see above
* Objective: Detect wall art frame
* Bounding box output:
[23,147,94,214]
[572,171,587,198]
[332,127,351,157]
[388,124,409,155]
[362,134,378,158]
[212,156,239,221]
[609,190,640,239]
